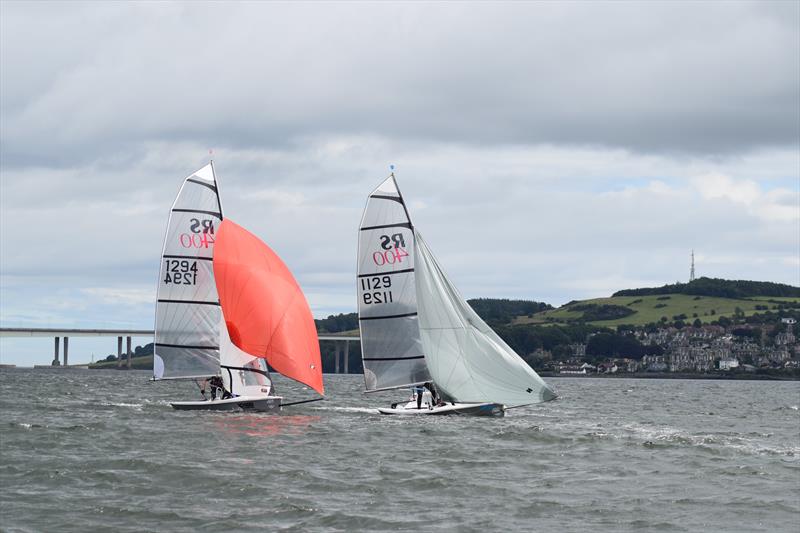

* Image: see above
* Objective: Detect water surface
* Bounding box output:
[1,369,798,532]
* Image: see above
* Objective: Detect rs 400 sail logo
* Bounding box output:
[178,218,215,249]
[372,232,408,266]
[362,232,410,305]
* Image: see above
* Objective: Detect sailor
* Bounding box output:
[423,382,439,406]
[208,375,231,400]
[413,384,425,409]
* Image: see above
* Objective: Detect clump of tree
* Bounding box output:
[315,313,359,333]
[102,342,154,360]
[585,332,654,360]
[466,298,552,326]
[134,342,154,357]
[732,327,762,341]
[493,323,604,358]
[613,277,800,298]
[568,303,636,321]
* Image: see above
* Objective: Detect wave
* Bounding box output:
[620,423,800,457]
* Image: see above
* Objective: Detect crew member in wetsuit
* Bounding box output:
[208,376,232,400]
[413,384,425,409]
[423,382,440,406]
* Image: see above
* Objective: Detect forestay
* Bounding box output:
[357,176,431,391]
[153,163,223,380]
[415,231,556,407]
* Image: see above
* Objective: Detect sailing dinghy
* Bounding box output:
[153,163,324,411]
[357,174,556,417]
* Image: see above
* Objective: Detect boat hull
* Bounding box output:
[378,402,504,417]
[171,395,282,412]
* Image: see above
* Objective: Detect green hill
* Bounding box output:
[514,293,800,328]
[613,277,800,299]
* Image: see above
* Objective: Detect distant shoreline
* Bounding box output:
[539,372,799,381]
[4,366,797,382]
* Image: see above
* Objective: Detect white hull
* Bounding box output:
[378,401,504,417]
[171,395,282,412]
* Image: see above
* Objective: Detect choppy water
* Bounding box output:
[1,369,798,532]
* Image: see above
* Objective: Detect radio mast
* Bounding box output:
[690,250,696,282]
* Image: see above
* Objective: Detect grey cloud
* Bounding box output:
[2,1,798,169]
[1,2,799,367]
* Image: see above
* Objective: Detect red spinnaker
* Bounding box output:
[213,219,324,395]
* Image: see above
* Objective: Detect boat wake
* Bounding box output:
[312,406,377,414]
[100,401,144,410]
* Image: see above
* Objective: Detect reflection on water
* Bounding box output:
[212,413,321,437]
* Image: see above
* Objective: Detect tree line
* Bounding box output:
[613,277,800,298]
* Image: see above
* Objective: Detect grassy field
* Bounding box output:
[513,294,800,328]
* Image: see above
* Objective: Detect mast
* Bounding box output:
[209,160,224,220]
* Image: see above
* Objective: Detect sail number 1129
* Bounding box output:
[361,276,393,305]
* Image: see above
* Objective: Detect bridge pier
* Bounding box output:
[334,344,340,374]
[52,337,60,366]
[0,328,358,370]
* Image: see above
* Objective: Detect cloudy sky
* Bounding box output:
[1,1,798,366]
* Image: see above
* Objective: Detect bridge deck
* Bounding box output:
[0,327,359,341]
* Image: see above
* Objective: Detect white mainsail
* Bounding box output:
[153,163,223,380]
[357,176,431,391]
[358,175,556,407]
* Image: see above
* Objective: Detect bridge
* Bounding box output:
[0,328,360,372]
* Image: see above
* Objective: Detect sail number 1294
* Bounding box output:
[163,259,198,285]
[361,276,393,305]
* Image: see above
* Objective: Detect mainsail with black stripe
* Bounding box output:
[154,163,223,379]
[357,175,431,391]
[153,163,323,396]
[358,174,556,407]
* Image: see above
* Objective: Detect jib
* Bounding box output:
[380,233,405,250]
[189,218,215,234]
